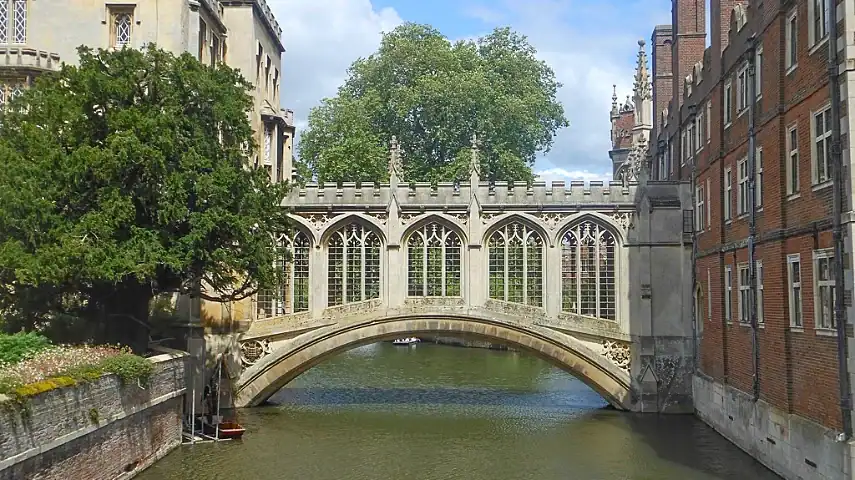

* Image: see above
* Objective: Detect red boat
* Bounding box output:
[201,420,246,439]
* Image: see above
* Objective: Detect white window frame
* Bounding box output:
[737,157,749,216]
[0,0,27,44]
[724,265,733,322]
[807,0,829,50]
[681,129,687,166]
[706,178,711,229]
[756,261,764,325]
[706,101,712,143]
[755,47,763,100]
[707,268,712,321]
[813,249,836,330]
[724,167,732,222]
[695,184,705,233]
[811,104,832,185]
[737,263,751,324]
[785,10,798,72]
[756,147,763,210]
[695,108,704,153]
[786,124,800,196]
[788,254,803,328]
[724,80,733,126]
[737,64,749,113]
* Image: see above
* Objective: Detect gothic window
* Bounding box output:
[561,220,617,320]
[11,0,24,43]
[0,1,8,43]
[407,223,462,297]
[488,222,543,306]
[110,7,133,48]
[256,231,310,319]
[327,222,381,306]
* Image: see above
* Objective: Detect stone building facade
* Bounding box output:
[0,0,295,183]
[639,1,855,479]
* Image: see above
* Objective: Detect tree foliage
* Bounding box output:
[0,46,290,349]
[299,23,569,184]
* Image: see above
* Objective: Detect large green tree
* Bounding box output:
[0,46,290,351]
[298,23,569,184]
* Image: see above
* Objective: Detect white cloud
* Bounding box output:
[535,168,612,184]
[268,0,402,119]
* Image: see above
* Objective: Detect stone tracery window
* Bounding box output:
[488,222,543,306]
[561,220,617,320]
[327,222,381,306]
[256,230,310,318]
[109,7,133,48]
[407,223,461,297]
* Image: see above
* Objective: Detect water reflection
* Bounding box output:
[139,342,780,480]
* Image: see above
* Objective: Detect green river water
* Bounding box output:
[138,342,779,480]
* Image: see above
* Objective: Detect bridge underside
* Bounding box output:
[234,313,636,411]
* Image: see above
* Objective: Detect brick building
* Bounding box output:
[632,0,855,478]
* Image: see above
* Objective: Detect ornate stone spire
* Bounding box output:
[469,133,480,177]
[633,39,652,100]
[610,85,619,118]
[389,135,402,180]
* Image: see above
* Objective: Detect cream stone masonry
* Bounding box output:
[229,135,696,413]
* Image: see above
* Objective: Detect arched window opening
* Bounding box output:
[114,13,132,47]
[561,221,616,320]
[328,222,381,306]
[257,231,310,319]
[488,222,543,306]
[407,223,462,297]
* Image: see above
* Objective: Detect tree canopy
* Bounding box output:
[0,46,290,350]
[298,23,569,184]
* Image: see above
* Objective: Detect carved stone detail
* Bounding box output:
[323,299,383,319]
[368,211,388,225]
[404,297,467,308]
[453,213,468,225]
[297,213,341,231]
[240,339,272,367]
[608,211,633,232]
[602,340,631,373]
[537,212,567,229]
[400,213,414,225]
[484,299,544,319]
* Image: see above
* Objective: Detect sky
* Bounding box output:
[266,0,671,183]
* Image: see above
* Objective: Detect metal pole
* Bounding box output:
[746,35,760,402]
[827,0,852,440]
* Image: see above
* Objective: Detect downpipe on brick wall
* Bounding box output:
[827,0,852,441]
[746,34,760,403]
[687,105,699,376]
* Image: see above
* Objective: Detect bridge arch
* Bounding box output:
[234,313,634,410]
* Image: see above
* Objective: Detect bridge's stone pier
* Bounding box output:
[231,142,694,413]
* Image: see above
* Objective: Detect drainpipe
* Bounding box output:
[827,0,852,440]
[746,35,760,402]
[686,105,699,375]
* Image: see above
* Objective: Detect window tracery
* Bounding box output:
[561,220,617,320]
[256,231,310,318]
[327,222,381,306]
[488,222,543,306]
[407,223,461,297]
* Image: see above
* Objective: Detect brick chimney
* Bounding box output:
[671,0,706,109]
[710,0,738,76]
[651,25,673,138]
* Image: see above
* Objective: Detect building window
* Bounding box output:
[0,1,7,43]
[687,121,696,158]
[756,148,763,209]
[724,265,732,322]
[786,11,798,71]
[489,222,544,307]
[755,47,762,99]
[696,108,704,152]
[724,167,732,221]
[756,261,764,324]
[706,101,712,142]
[814,250,835,329]
[695,184,705,232]
[667,141,673,177]
[808,0,828,47]
[788,254,803,328]
[706,178,711,229]
[198,19,207,62]
[327,222,382,306]
[787,126,800,195]
[737,65,749,112]
[0,0,26,44]
[724,80,733,125]
[738,263,750,324]
[109,7,134,48]
[407,223,462,297]
[560,220,616,320]
[813,105,832,184]
[737,158,749,216]
[681,129,687,165]
[263,124,273,166]
[707,268,712,321]
[257,231,310,318]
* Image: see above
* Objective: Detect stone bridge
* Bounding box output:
[232,142,696,413]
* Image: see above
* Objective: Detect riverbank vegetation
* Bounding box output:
[0,45,292,352]
[0,332,152,401]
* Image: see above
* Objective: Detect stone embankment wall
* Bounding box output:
[693,374,850,480]
[0,348,187,480]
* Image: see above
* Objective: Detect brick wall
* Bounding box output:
[684,0,843,434]
[0,349,187,480]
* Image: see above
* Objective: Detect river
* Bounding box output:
[139,342,780,480]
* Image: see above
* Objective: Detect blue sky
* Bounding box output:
[268,0,671,182]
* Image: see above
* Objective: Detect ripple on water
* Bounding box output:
[138,343,781,480]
